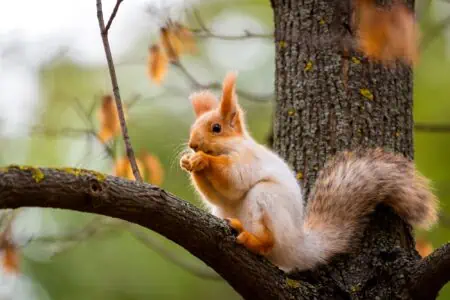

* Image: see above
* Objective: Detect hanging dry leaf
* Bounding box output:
[2,244,19,274]
[416,237,433,257]
[160,23,196,62]
[114,156,144,181]
[141,151,164,186]
[355,0,419,65]
[97,95,127,143]
[148,44,169,85]
[175,23,197,54]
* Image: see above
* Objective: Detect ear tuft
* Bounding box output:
[220,71,239,120]
[189,90,218,118]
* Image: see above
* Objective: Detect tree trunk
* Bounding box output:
[270,0,422,298]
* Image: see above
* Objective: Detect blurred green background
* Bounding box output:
[0,0,449,299]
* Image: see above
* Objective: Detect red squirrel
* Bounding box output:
[180,72,438,272]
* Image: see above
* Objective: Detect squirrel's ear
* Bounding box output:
[219,71,239,123]
[190,91,218,118]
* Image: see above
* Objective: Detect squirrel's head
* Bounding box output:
[188,72,247,155]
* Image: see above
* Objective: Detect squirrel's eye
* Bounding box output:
[212,123,222,133]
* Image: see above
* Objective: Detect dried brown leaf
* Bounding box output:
[355,0,419,65]
[141,151,164,186]
[2,245,19,274]
[416,237,433,257]
[97,95,127,143]
[148,44,168,85]
[114,156,144,181]
[160,23,197,62]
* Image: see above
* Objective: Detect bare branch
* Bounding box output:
[96,0,142,181]
[129,226,222,280]
[105,0,124,33]
[32,126,115,158]
[190,9,273,40]
[172,61,273,102]
[414,123,450,133]
[410,243,450,300]
[0,167,316,300]
[192,30,273,40]
[30,215,221,280]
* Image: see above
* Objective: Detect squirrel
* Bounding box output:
[179,72,438,272]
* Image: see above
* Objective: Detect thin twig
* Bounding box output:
[29,216,221,280]
[414,123,450,133]
[128,226,222,280]
[96,0,143,181]
[172,61,273,102]
[105,0,124,33]
[192,29,273,40]
[32,126,115,158]
[190,9,272,41]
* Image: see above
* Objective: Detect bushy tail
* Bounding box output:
[303,148,438,261]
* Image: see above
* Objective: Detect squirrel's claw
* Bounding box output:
[225,217,274,256]
[235,231,273,256]
[225,218,244,235]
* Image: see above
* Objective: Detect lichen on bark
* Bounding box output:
[270,0,421,298]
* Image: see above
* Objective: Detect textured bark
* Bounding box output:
[270,0,445,299]
[0,167,315,300]
[410,243,450,300]
[272,0,413,195]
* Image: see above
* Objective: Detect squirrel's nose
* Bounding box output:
[189,142,199,152]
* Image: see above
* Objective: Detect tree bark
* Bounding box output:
[0,166,315,300]
[269,0,442,299]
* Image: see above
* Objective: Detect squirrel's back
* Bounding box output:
[301,148,438,267]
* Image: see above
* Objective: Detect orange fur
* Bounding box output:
[226,216,274,255]
[180,72,254,217]
[220,72,237,118]
[180,72,439,272]
[180,151,242,208]
[225,218,244,232]
[190,91,218,118]
[181,72,277,256]
[187,72,246,156]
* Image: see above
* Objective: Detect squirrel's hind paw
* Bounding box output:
[236,231,273,256]
[225,218,274,256]
[225,218,244,234]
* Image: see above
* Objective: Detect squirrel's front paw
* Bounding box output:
[189,152,209,172]
[180,153,193,172]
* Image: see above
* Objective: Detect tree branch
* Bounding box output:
[171,61,273,102]
[96,0,142,181]
[414,123,450,133]
[129,226,221,280]
[30,215,221,280]
[190,9,272,40]
[410,242,450,300]
[105,0,124,33]
[0,166,316,300]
